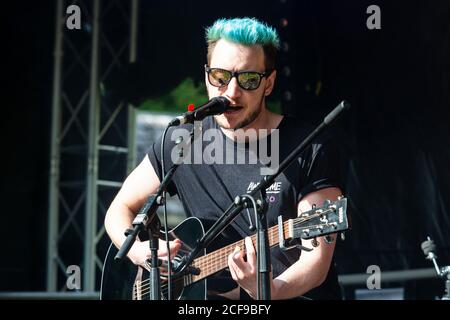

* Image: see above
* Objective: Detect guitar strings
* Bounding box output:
[293,208,335,225]
[133,211,337,299]
[134,245,192,299]
[134,277,184,299]
[136,223,285,288]
[134,230,281,298]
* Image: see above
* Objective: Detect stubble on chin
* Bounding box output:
[214,105,262,130]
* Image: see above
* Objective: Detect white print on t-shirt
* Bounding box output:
[170,123,279,175]
[246,181,282,204]
[247,181,282,194]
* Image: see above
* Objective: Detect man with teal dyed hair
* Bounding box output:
[105,17,343,300]
[204,17,280,131]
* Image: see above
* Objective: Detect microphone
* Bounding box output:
[168,96,230,127]
[421,236,437,260]
[421,236,442,276]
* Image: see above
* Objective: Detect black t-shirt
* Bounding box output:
[147,115,344,300]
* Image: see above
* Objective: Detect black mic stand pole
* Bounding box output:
[254,189,271,299]
[174,101,350,300]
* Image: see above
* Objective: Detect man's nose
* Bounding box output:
[224,77,241,99]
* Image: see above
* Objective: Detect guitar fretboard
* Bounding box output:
[183,220,291,286]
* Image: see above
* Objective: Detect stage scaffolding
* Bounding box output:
[47,0,139,292]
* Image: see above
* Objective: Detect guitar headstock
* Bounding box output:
[291,196,349,240]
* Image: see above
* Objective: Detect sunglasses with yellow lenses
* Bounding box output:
[205,65,269,91]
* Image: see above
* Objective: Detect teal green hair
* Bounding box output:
[205,17,280,70]
[206,17,280,49]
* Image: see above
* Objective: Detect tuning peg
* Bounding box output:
[340,232,346,241]
[156,195,165,205]
[175,136,183,145]
[325,235,334,244]
[311,238,319,247]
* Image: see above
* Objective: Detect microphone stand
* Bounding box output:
[174,100,350,299]
[114,125,197,299]
[422,236,450,300]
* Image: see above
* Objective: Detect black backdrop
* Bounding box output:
[2,0,449,299]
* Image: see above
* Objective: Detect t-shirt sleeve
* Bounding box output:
[297,136,345,201]
[146,129,178,196]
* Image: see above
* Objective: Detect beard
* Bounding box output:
[233,104,262,129]
[215,95,265,130]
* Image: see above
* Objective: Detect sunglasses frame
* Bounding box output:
[205,64,270,91]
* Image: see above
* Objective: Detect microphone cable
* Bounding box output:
[160,125,172,300]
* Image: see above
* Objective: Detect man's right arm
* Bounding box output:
[104,154,164,266]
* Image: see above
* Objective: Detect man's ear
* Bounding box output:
[264,70,277,96]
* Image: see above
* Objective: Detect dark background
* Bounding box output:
[2,0,449,299]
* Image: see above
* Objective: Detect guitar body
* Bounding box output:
[100,198,349,300]
[100,217,206,300]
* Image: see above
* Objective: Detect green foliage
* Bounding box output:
[138,78,208,112]
[138,77,282,115]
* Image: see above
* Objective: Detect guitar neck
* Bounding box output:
[189,220,291,283]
